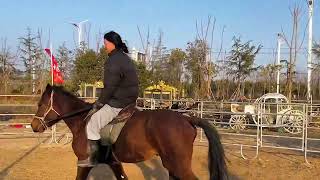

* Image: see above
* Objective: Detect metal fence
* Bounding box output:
[0,95,72,145]
[176,100,320,164]
[0,95,320,163]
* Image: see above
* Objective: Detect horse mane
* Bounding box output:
[51,85,89,105]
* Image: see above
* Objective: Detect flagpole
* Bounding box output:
[49,43,57,144]
[50,43,54,86]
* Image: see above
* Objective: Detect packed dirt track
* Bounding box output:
[0,137,320,180]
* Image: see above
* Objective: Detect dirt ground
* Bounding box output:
[0,136,320,180]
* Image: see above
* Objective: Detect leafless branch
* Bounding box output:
[137,25,145,51]
[216,25,225,61]
[280,27,290,47]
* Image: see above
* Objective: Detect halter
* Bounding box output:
[34,91,60,130]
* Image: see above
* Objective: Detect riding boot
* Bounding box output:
[88,140,100,164]
[98,140,112,163]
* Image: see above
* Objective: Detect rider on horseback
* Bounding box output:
[84,31,139,166]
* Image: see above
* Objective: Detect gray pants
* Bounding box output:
[86,104,122,140]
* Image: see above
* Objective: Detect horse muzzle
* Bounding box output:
[31,120,45,133]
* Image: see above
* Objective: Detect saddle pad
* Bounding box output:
[99,121,126,146]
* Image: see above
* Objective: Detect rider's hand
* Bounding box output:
[92,101,104,111]
[83,101,105,122]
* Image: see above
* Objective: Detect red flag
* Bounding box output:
[44,48,64,84]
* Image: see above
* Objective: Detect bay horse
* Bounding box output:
[31,84,228,180]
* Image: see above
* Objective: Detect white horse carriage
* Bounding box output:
[229,93,305,134]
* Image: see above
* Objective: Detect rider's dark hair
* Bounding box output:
[104,31,129,53]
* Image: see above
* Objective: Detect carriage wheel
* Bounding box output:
[281,110,304,134]
[229,115,247,131]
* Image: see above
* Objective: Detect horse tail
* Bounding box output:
[189,117,228,180]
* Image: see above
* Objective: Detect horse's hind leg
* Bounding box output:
[158,124,198,179]
[161,156,197,180]
[169,172,181,180]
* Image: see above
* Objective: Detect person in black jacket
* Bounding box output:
[83,31,139,166]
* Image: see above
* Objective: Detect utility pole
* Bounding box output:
[277,33,283,94]
[69,20,89,47]
[307,0,313,103]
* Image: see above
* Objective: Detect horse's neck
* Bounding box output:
[52,91,90,159]
[63,114,87,135]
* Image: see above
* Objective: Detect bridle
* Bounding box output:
[33,90,93,130]
[34,91,60,130]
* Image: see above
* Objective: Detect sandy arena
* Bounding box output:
[0,135,320,180]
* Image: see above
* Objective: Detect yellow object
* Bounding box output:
[78,81,104,99]
[144,80,178,100]
[142,81,180,108]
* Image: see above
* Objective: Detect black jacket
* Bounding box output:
[98,49,139,108]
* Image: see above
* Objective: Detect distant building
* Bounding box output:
[129,47,146,63]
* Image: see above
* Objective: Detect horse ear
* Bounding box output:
[45,83,52,90]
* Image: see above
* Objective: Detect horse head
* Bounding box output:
[31,84,63,132]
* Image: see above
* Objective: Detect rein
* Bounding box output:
[34,90,92,130]
[52,106,92,121]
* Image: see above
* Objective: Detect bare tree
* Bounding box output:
[280,4,307,101]
[56,42,73,80]
[84,22,91,48]
[36,28,50,94]
[312,42,320,99]
[187,16,217,99]
[0,38,15,94]
[259,64,278,93]
[137,25,150,65]
[95,27,103,53]
[18,27,42,94]
[151,29,170,83]
[214,26,227,100]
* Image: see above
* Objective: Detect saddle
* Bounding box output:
[100,103,141,145]
[110,103,140,124]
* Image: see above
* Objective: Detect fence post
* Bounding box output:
[47,125,55,144]
[151,99,155,110]
[259,102,263,148]
[200,101,204,142]
[304,103,310,164]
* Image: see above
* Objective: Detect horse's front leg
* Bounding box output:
[108,160,128,180]
[76,166,92,180]
[106,152,128,180]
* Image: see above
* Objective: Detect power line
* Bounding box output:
[209,51,309,55]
